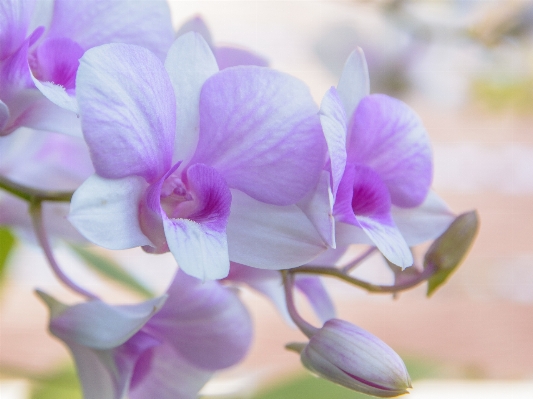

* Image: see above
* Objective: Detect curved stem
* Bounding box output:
[281,270,319,339]
[0,175,73,203]
[289,264,435,294]
[341,246,376,273]
[30,200,98,300]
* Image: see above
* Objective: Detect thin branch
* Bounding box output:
[281,270,319,339]
[289,264,435,294]
[30,200,98,300]
[0,175,73,203]
[341,246,377,273]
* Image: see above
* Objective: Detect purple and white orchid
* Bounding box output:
[317,48,454,268]
[69,32,327,280]
[38,269,253,399]
[0,0,173,136]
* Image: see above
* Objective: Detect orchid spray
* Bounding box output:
[0,4,478,399]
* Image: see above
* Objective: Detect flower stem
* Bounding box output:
[281,270,319,339]
[29,200,98,300]
[289,264,435,294]
[341,246,376,273]
[0,175,73,203]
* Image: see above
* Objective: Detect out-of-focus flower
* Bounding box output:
[69,32,327,280]
[227,262,335,324]
[0,127,93,241]
[176,15,269,70]
[38,269,252,399]
[315,48,453,268]
[0,0,173,136]
[290,318,411,398]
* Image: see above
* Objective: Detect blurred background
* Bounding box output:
[1,0,532,398]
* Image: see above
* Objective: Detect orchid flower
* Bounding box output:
[38,269,252,399]
[69,32,327,280]
[316,48,454,268]
[0,127,93,241]
[227,262,336,325]
[0,0,173,136]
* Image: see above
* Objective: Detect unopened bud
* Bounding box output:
[298,319,411,397]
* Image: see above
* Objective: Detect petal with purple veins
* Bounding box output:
[76,44,176,183]
[191,66,326,206]
[347,94,432,208]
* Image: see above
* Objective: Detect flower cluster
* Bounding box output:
[0,1,478,398]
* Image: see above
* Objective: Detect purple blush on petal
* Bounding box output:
[214,46,268,70]
[334,163,391,225]
[30,37,84,91]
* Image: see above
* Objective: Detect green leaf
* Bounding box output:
[70,245,153,298]
[426,210,479,297]
[0,227,16,287]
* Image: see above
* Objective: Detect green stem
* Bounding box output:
[0,175,73,202]
[289,264,435,294]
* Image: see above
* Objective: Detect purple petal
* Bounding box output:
[147,269,252,371]
[47,0,174,60]
[392,190,455,246]
[37,291,167,350]
[77,44,175,183]
[164,32,218,163]
[69,174,152,250]
[334,164,391,225]
[337,48,370,119]
[227,189,327,269]
[0,0,34,61]
[184,163,232,231]
[333,164,412,267]
[30,37,84,90]
[295,276,336,324]
[226,262,292,323]
[215,46,269,69]
[191,66,326,205]
[347,94,432,208]
[319,87,347,198]
[129,342,212,399]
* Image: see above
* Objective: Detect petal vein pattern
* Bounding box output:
[191,66,326,206]
[76,44,175,183]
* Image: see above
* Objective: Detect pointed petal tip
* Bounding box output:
[35,289,68,317]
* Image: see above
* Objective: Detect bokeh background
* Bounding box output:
[1,0,532,398]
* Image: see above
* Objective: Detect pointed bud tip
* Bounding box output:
[34,289,68,318]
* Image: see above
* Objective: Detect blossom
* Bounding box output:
[0,0,173,136]
[227,262,335,325]
[315,48,454,268]
[0,127,93,241]
[69,32,327,280]
[292,319,411,397]
[37,269,252,399]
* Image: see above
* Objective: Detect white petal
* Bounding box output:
[297,171,336,248]
[392,190,455,246]
[227,189,327,269]
[164,32,218,163]
[37,290,167,349]
[0,100,9,132]
[69,174,152,249]
[30,71,79,113]
[336,48,370,119]
[163,217,229,281]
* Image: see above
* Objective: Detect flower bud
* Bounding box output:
[298,319,411,397]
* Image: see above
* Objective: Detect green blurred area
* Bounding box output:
[250,357,443,399]
[0,356,448,399]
